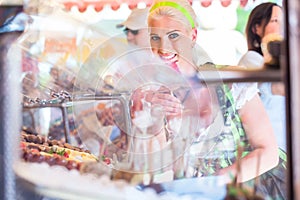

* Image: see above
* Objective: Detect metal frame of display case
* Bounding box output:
[0,31,23,200]
[197,68,283,83]
[72,93,132,136]
[23,103,72,143]
[22,93,132,144]
[285,0,300,199]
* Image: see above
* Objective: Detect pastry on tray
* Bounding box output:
[20,131,98,170]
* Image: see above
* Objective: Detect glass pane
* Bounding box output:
[9,0,289,200]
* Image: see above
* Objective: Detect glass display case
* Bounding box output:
[1,0,299,199]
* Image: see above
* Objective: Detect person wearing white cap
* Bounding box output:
[117,8,150,48]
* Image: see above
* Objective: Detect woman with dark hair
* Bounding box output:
[245,2,282,56]
[239,2,283,67]
[238,3,286,154]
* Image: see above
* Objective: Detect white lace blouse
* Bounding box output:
[231,82,259,110]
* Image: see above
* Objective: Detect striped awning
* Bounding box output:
[61,0,251,12]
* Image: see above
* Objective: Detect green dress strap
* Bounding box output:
[194,84,252,176]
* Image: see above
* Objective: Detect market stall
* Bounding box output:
[0,0,295,199]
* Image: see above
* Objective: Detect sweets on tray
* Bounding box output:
[20,131,98,170]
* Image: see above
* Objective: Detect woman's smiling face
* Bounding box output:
[149,16,197,75]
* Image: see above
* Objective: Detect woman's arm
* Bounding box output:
[271,82,285,96]
[218,94,279,182]
[259,82,285,96]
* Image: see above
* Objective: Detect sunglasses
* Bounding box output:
[123,28,139,35]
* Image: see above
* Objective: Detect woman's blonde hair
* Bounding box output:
[148,0,212,67]
[148,0,199,31]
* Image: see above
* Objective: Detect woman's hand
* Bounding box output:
[130,86,183,119]
[145,87,183,118]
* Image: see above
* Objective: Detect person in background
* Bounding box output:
[146,0,286,199]
[117,7,151,48]
[238,2,286,152]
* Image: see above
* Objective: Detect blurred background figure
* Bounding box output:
[116,7,150,48]
[194,0,247,65]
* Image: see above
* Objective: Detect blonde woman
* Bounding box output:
[146,0,286,199]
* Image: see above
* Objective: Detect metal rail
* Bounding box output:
[23,93,133,145]
[198,67,282,83]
